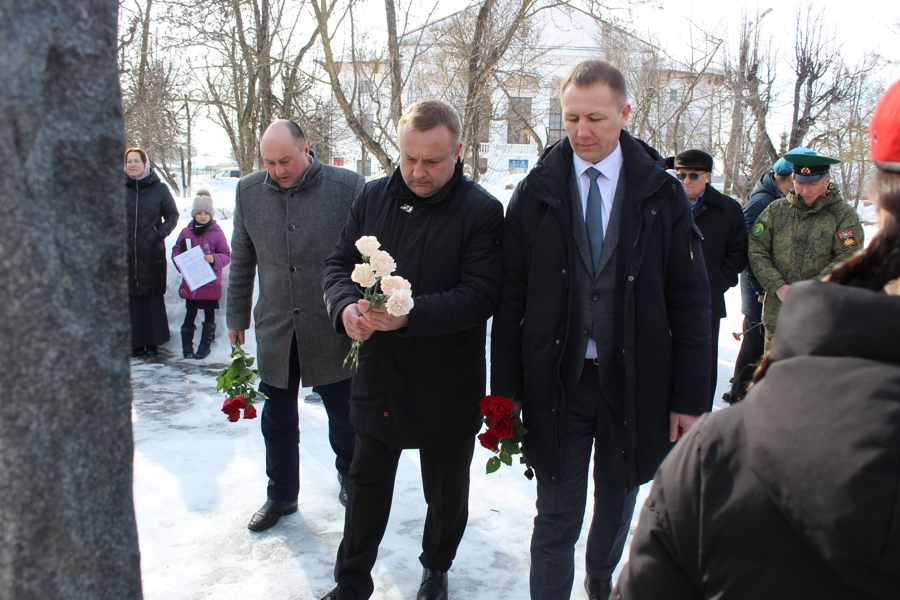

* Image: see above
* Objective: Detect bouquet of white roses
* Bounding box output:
[345,236,414,370]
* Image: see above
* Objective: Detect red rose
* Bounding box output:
[243,404,258,419]
[480,395,512,418]
[221,399,240,419]
[227,411,240,422]
[231,396,247,409]
[488,396,513,418]
[478,430,500,451]
[490,416,514,440]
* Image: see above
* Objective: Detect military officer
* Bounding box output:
[748,150,864,352]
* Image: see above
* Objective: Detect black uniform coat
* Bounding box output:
[490,132,711,489]
[323,161,504,450]
[692,184,747,319]
[614,281,900,600]
[740,172,784,319]
[125,170,179,297]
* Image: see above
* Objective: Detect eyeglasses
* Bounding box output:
[676,172,703,181]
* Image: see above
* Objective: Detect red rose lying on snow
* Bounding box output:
[478,395,527,474]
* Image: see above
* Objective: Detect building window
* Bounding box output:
[548,96,564,144]
[361,114,374,136]
[479,157,488,175]
[507,97,532,144]
[359,79,374,94]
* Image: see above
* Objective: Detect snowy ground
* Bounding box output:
[134,181,877,599]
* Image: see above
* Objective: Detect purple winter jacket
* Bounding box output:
[171,220,231,301]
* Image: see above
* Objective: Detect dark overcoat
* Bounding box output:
[125,170,179,297]
[323,162,504,450]
[614,281,900,600]
[490,132,711,489]
[692,184,747,319]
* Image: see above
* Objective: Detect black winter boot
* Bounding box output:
[193,322,216,360]
[181,325,196,358]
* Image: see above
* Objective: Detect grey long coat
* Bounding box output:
[227,157,364,388]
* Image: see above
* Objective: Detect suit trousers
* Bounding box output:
[258,336,355,503]
[530,361,639,599]
[334,431,476,599]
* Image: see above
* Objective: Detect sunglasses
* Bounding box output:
[676,172,703,181]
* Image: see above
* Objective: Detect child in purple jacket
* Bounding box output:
[171,189,231,359]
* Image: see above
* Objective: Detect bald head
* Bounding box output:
[260,120,311,188]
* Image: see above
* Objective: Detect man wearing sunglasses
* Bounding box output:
[674,150,747,410]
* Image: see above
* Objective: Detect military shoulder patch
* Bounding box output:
[752,222,765,238]
[838,229,858,248]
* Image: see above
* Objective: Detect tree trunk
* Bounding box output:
[0,1,142,598]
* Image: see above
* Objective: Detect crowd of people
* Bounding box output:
[125,64,900,600]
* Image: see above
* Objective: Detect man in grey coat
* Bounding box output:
[227,120,364,531]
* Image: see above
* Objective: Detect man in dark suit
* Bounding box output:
[490,60,710,600]
[674,149,747,408]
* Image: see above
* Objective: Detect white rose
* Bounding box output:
[380,275,411,296]
[355,236,381,257]
[386,289,414,316]
[369,250,396,277]
[351,263,377,288]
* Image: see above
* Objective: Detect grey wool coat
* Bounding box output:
[226,156,364,388]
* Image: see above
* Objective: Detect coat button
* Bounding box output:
[290,266,297,273]
[288,224,296,231]
[628,275,635,282]
[555,339,561,345]
[651,209,657,215]
[561,268,567,274]
[383,411,389,417]
[591,294,599,301]
[293,308,300,315]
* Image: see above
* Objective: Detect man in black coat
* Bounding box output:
[722,155,795,404]
[674,149,747,408]
[321,101,504,600]
[490,60,710,600]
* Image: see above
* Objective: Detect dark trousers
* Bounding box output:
[530,362,639,599]
[708,316,721,410]
[257,338,354,503]
[728,315,765,403]
[182,305,215,328]
[335,432,476,599]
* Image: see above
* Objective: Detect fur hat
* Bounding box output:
[674,149,713,172]
[191,189,214,219]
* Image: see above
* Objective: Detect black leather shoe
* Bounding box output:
[585,575,612,600]
[145,345,159,357]
[337,473,348,507]
[132,346,146,357]
[320,585,352,600]
[247,499,298,532]
[417,568,448,600]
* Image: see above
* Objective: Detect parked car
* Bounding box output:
[211,167,241,179]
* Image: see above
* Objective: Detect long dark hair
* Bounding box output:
[750,169,900,385]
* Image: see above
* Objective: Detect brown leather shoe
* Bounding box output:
[247,499,298,532]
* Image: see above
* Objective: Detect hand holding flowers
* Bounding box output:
[344,236,414,370]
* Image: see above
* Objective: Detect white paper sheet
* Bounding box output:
[173,245,216,292]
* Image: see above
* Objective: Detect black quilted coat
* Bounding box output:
[125,170,179,297]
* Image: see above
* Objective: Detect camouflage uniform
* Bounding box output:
[748,183,863,350]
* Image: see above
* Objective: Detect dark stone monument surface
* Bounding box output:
[0,0,142,597]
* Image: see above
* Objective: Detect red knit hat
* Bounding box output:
[870,79,900,173]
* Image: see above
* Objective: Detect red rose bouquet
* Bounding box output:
[215,340,267,422]
[478,395,527,474]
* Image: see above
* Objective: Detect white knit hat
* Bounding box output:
[191,189,214,219]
